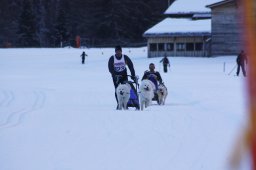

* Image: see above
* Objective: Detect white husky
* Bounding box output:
[116,83,131,110]
[139,79,155,110]
[157,83,168,105]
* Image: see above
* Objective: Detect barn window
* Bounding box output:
[158,43,165,51]
[149,43,157,51]
[195,43,203,51]
[186,43,194,51]
[166,43,174,51]
[176,43,185,51]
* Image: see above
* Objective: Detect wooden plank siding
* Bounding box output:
[210,1,243,56]
[147,36,210,58]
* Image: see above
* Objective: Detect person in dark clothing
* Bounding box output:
[108,45,136,106]
[160,54,170,73]
[236,50,248,77]
[81,51,87,64]
[142,63,163,90]
[142,63,163,103]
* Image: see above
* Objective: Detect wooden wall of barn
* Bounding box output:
[210,2,243,56]
[147,36,210,58]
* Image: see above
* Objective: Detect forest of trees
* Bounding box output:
[0,0,172,47]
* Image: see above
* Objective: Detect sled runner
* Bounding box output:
[116,75,140,110]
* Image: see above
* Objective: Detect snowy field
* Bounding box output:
[0,47,250,170]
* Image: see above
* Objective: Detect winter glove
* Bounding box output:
[131,76,136,81]
[132,75,139,83]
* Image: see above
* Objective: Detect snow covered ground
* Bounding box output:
[0,47,250,170]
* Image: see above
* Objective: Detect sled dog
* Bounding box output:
[116,83,131,110]
[157,83,168,105]
[139,79,155,110]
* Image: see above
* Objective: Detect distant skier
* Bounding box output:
[160,54,170,73]
[81,51,87,64]
[236,50,248,77]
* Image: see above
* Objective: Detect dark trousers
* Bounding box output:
[82,57,85,64]
[236,64,246,77]
[163,65,168,73]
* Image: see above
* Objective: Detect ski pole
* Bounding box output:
[228,65,237,75]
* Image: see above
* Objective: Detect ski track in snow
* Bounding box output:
[0,90,15,107]
[0,89,46,129]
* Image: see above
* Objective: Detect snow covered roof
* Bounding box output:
[206,0,235,8]
[164,0,221,15]
[143,18,211,37]
[193,13,212,19]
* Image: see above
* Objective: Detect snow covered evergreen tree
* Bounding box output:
[53,0,70,47]
[17,0,39,47]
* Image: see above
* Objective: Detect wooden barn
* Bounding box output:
[206,0,243,56]
[143,18,211,57]
[143,0,218,58]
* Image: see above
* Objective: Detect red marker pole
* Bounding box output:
[76,35,81,48]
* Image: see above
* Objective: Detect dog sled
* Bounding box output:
[147,75,160,105]
[116,75,140,110]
